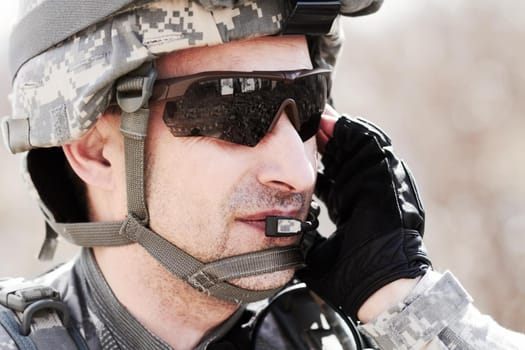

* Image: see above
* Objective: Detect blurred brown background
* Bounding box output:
[0,1,524,332]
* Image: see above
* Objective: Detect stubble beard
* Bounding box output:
[221,179,311,291]
[145,152,311,298]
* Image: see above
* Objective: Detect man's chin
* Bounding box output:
[229,269,295,291]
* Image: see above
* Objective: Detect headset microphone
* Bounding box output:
[265,200,320,237]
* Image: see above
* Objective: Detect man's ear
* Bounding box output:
[62,123,114,191]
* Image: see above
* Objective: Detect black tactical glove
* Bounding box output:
[297,116,431,321]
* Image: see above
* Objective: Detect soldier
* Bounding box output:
[0,0,524,349]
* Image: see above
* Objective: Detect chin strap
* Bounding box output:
[121,216,304,303]
[38,63,305,304]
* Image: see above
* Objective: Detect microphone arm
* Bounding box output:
[265,200,320,237]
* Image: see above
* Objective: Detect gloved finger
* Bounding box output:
[317,104,339,153]
[299,228,343,276]
[314,171,331,198]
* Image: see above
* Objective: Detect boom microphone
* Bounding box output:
[265,201,320,237]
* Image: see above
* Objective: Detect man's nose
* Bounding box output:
[255,111,317,193]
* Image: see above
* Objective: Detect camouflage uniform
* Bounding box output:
[1,260,524,349]
[360,270,525,349]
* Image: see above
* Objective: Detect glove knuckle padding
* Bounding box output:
[302,115,431,321]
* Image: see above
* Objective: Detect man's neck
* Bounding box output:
[93,245,239,350]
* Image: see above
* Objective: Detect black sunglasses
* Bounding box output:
[149,69,331,147]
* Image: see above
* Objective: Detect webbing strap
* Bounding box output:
[42,63,155,250]
[117,63,156,224]
[46,212,305,303]
[122,216,305,303]
[0,300,87,350]
[121,109,150,224]
[8,0,139,80]
[28,313,80,350]
[196,248,304,283]
[48,221,132,247]
[49,215,304,303]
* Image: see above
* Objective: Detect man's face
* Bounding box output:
[145,35,318,291]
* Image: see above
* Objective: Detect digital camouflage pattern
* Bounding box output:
[3,0,382,153]
[0,337,15,350]
[360,271,525,349]
[8,0,284,151]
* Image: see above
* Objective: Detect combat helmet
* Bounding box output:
[2,0,383,304]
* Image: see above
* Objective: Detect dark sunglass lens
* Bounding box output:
[163,77,280,146]
[162,71,328,146]
[293,74,327,141]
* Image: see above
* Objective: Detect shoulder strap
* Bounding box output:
[0,281,87,350]
[0,304,37,350]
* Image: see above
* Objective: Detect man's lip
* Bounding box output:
[236,211,304,244]
[236,210,301,222]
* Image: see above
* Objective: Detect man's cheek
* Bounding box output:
[305,137,319,174]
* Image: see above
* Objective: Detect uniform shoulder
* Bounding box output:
[0,319,17,350]
[0,264,79,350]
